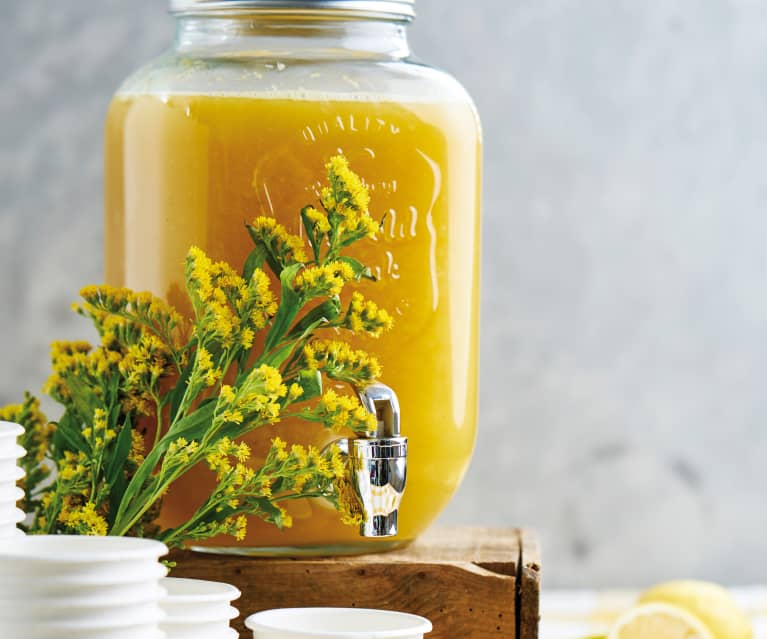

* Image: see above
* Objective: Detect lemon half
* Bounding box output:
[607,602,714,639]
[640,581,752,639]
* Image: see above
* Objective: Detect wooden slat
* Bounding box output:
[518,529,542,639]
[170,527,536,638]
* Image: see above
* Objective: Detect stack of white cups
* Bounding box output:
[0,421,26,538]
[160,577,241,639]
[0,535,169,638]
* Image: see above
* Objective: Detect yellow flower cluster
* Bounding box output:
[48,287,185,417]
[78,285,183,355]
[249,216,308,265]
[165,437,201,466]
[205,437,251,478]
[37,450,92,533]
[223,514,249,542]
[318,389,378,434]
[333,475,365,527]
[344,292,394,338]
[194,347,223,388]
[160,434,316,545]
[46,335,172,417]
[265,437,346,492]
[322,156,379,240]
[81,408,117,450]
[303,206,331,234]
[294,261,355,298]
[323,156,371,214]
[128,430,145,467]
[0,394,52,464]
[58,501,108,536]
[119,333,176,414]
[58,450,88,483]
[215,365,287,428]
[44,340,119,401]
[186,246,277,350]
[119,335,174,387]
[303,339,382,385]
[264,437,360,530]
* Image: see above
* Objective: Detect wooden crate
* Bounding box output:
[171,527,541,638]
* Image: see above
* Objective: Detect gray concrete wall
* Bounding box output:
[2,0,766,586]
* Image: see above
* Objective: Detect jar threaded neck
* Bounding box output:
[169,1,416,20]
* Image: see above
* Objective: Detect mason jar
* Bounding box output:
[105,0,482,554]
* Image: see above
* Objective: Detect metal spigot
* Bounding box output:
[330,383,408,538]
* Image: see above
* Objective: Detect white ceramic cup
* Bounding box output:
[0,504,24,519]
[0,564,169,599]
[4,620,166,639]
[0,535,168,579]
[0,508,26,538]
[0,443,26,459]
[2,557,166,581]
[0,485,24,509]
[0,600,165,625]
[162,619,241,638]
[160,576,241,619]
[0,484,23,501]
[0,465,25,484]
[0,506,26,523]
[176,629,239,639]
[0,421,24,443]
[0,459,21,476]
[0,534,168,561]
[0,454,24,476]
[245,608,433,639]
[0,585,167,621]
[160,577,241,638]
[162,629,239,639]
[0,524,24,538]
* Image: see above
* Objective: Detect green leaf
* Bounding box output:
[246,224,283,277]
[262,340,301,370]
[105,414,133,489]
[52,409,87,455]
[338,256,376,281]
[108,472,127,527]
[167,355,196,423]
[297,369,323,401]
[165,398,218,443]
[300,206,321,262]
[263,263,303,352]
[113,400,218,532]
[63,375,100,425]
[287,297,342,339]
[243,244,268,281]
[246,496,288,529]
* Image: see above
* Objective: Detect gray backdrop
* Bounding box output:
[2,0,766,587]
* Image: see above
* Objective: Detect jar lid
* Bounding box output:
[169,0,416,20]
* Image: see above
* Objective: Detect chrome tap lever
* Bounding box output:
[357,383,401,439]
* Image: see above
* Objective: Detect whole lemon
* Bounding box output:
[639,581,752,639]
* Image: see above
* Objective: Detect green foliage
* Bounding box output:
[5,156,392,547]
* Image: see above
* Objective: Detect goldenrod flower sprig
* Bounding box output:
[5,155,395,547]
[158,435,352,546]
[0,393,54,517]
[305,155,379,263]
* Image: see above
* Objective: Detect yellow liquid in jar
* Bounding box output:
[104,92,481,550]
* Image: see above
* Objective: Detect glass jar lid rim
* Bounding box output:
[170,0,416,19]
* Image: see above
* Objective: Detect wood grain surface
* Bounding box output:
[519,529,542,639]
[170,527,539,638]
